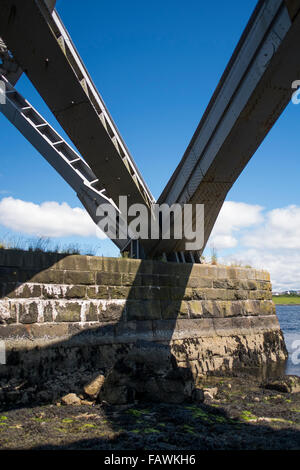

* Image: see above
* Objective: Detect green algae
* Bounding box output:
[240,410,257,422]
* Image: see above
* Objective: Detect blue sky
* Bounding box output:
[1,0,300,289]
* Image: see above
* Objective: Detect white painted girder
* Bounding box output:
[0,75,130,251]
[151,0,300,256]
[0,0,154,216]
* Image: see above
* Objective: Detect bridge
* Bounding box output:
[0,0,299,260]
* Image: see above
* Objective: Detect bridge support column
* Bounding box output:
[0,251,287,404]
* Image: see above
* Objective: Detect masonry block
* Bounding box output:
[140,274,160,286]
[55,302,81,322]
[188,300,203,317]
[29,269,65,284]
[204,288,228,300]
[122,273,143,286]
[19,302,39,324]
[99,302,125,322]
[87,286,110,299]
[157,274,179,287]
[212,279,236,289]
[187,276,213,289]
[4,283,42,299]
[65,285,87,299]
[96,271,122,286]
[126,300,161,321]
[249,290,273,300]
[86,303,100,322]
[44,302,54,322]
[64,270,95,285]
[109,286,131,299]
[0,300,17,324]
[160,300,189,319]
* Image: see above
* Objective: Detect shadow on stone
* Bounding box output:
[0,250,288,413]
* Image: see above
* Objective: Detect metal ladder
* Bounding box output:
[0,76,201,263]
[0,74,130,252]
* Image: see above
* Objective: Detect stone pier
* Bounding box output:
[0,250,287,404]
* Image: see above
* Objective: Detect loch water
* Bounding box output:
[276,305,300,377]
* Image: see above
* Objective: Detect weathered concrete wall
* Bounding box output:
[0,250,287,397]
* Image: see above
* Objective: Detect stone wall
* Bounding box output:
[0,250,287,403]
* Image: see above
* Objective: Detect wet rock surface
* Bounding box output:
[263,375,300,394]
[0,367,106,406]
[83,374,105,400]
[61,393,81,406]
[0,375,299,450]
[99,342,195,405]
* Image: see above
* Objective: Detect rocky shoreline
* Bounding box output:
[0,374,299,450]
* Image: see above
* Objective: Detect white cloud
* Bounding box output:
[0,197,105,238]
[207,202,300,291]
[243,205,300,249]
[209,201,263,249]
[1,196,300,291]
[209,234,238,249]
[220,249,300,292]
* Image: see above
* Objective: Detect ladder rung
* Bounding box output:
[112,136,119,150]
[99,113,107,129]
[57,35,66,54]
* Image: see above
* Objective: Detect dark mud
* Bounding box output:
[0,376,299,450]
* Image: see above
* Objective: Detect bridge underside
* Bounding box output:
[0,0,153,212]
[0,0,300,259]
[151,0,300,256]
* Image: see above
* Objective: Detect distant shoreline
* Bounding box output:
[273,296,300,305]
